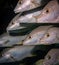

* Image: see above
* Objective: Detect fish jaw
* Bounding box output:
[36,0,59,23]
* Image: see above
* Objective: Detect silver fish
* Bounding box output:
[0,33,27,47]
[6,13,26,32]
[14,0,59,23]
[36,0,59,23]
[7,11,42,32]
[0,46,35,63]
[23,26,59,45]
[43,49,59,65]
[14,0,42,13]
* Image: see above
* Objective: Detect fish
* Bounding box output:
[0,46,35,63]
[14,0,50,13]
[43,49,59,65]
[6,13,23,32]
[36,0,59,23]
[0,33,27,47]
[23,26,59,45]
[7,13,43,36]
[7,11,42,32]
[14,0,59,23]
[6,13,31,36]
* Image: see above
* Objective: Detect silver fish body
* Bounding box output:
[23,26,59,45]
[0,33,27,47]
[0,46,35,63]
[7,11,42,32]
[36,0,59,23]
[14,0,43,13]
[43,49,59,65]
[14,0,59,23]
[15,10,42,23]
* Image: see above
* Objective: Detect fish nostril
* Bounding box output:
[22,40,24,42]
[47,55,51,60]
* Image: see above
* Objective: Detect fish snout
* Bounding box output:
[14,0,23,13]
[14,5,22,13]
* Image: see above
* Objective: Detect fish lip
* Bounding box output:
[14,8,21,13]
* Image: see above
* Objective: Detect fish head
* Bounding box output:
[23,26,52,45]
[23,34,39,45]
[14,0,32,13]
[37,0,59,23]
[14,0,42,13]
[7,14,20,31]
[0,52,13,63]
[23,26,59,45]
[43,49,59,65]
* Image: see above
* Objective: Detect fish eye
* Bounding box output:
[19,0,22,4]
[47,55,51,60]
[29,36,31,39]
[12,22,14,25]
[46,9,49,13]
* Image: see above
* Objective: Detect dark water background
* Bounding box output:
[0,0,18,35]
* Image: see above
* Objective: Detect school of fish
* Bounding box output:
[0,0,59,64]
[13,0,59,23]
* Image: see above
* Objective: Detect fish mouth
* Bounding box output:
[14,0,22,13]
[14,7,22,13]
